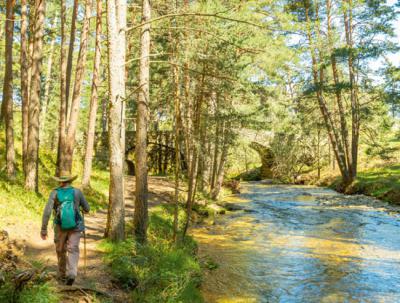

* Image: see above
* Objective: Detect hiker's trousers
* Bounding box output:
[54,225,81,279]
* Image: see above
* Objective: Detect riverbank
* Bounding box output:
[317,165,400,205]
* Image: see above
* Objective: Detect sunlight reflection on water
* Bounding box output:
[191,183,400,303]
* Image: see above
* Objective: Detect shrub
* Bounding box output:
[101,205,203,303]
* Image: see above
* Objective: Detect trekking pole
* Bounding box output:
[82,211,87,276]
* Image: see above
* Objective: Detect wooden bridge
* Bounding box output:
[94,131,186,175]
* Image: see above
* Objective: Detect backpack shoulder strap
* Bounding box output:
[53,188,60,210]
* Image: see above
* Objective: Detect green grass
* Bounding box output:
[18,282,60,303]
[326,165,400,204]
[100,204,203,303]
[0,143,109,230]
[0,258,61,303]
[0,279,60,303]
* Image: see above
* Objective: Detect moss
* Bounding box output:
[234,167,262,181]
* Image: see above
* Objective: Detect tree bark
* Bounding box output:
[2,0,16,179]
[162,133,170,173]
[101,97,108,133]
[211,123,229,200]
[170,9,181,241]
[303,0,352,185]
[183,68,206,237]
[105,0,127,242]
[21,0,29,175]
[65,0,79,118]
[25,0,46,191]
[134,0,151,243]
[210,99,220,191]
[343,0,359,179]
[56,0,68,176]
[172,60,181,243]
[326,0,351,175]
[40,16,57,137]
[82,0,103,188]
[60,0,92,173]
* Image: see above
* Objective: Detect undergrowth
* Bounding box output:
[0,249,61,303]
[0,279,60,303]
[100,204,203,303]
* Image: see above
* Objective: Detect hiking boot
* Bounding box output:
[66,277,75,286]
[57,275,66,285]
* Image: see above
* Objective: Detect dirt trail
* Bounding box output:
[5,176,175,302]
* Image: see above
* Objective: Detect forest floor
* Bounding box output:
[3,176,177,303]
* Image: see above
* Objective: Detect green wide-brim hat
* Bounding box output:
[52,172,78,183]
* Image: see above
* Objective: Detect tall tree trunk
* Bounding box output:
[326,0,351,174]
[60,0,91,173]
[303,0,352,185]
[210,103,220,191]
[181,0,191,172]
[40,16,57,137]
[105,0,127,242]
[25,0,46,191]
[21,0,29,175]
[170,9,181,241]
[343,0,359,179]
[183,68,205,237]
[2,0,16,179]
[82,0,102,188]
[173,60,181,243]
[134,0,151,243]
[211,123,229,200]
[163,133,170,173]
[65,0,78,118]
[101,97,108,133]
[157,131,163,174]
[56,0,68,176]
[197,119,207,192]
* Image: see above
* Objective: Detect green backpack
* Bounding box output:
[56,187,77,230]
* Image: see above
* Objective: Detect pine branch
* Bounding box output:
[124,12,264,32]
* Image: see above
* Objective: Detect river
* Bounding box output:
[192,183,400,303]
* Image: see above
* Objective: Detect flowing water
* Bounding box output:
[192,183,400,303]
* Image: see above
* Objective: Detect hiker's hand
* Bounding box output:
[40,233,48,240]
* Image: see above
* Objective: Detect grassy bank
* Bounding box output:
[100,204,203,303]
[319,165,400,204]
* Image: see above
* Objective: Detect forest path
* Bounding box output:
[21,176,175,302]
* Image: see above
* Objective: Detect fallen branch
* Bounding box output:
[58,285,112,298]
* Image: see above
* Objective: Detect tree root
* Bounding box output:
[58,285,112,298]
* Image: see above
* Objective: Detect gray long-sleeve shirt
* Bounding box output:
[41,187,90,235]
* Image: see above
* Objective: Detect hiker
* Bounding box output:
[40,172,90,286]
